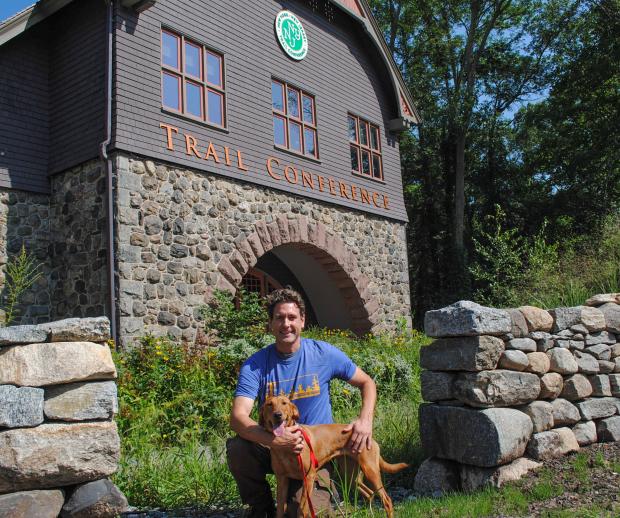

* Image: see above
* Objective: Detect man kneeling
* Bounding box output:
[226,288,376,517]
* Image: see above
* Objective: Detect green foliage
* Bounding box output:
[199,289,268,348]
[0,245,42,326]
[114,319,429,508]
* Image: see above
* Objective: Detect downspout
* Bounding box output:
[99,0,117,344]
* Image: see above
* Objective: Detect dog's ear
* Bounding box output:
[258,401,266,427]
[290,401,300,424]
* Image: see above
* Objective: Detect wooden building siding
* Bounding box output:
[113,0,408,221]
[0,0,106,192]
[0,26,50,193]
[48,0,106,175]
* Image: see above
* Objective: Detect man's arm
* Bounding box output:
[230,396,304,453]
[342,367,377,453]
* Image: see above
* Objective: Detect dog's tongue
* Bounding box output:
[273,422,285,437]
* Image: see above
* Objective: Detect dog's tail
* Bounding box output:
[379,458,409,474]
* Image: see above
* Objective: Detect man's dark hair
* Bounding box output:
[266,288,306,320]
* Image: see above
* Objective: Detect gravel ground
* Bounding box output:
[519,441,620,517]
[122,442,620,517]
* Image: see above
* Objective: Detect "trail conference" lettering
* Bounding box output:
[159,123,389,211]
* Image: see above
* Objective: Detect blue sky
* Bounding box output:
[0,0,36,24]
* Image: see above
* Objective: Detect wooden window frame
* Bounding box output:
[348,113,383,181]
[161,28,226,129]
[272,79,319,160]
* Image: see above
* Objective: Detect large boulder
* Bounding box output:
[518,306,553,332]
[0,422,120,493]
[550,307,583,332]
[560,374,593,401]
[518,401,554,433]
[0,325,48,346]
[413,458,460,497]
[507,338,537,352]
[0,386,44,428]
[585,331,617,346]
[507,309,529,338]
[420,405,533,467]
[420,336,504,372]
[547,348,578,375]
[0,342,116,387]
[588,374,612,397]
[596,416,620,442]
[0,490,65,518]
[43,317,111,343]
[44,381,118,422]
[585,293,620,307]
[610,374,620,397]
[459,458,542,492]
[584,344,611,360]
[579,307,607,332]
[572,421,597,446]
[454,371,540,407]
[574,350,600,374]
[498,350,529,371]
[575,397,619,420]
[60,479,128,518]
[526,352,550,375]
[539,373,564,400]
[424,301,512,337]
[599,303,620,333]
[551,398,581,426]
[526,428,578,460]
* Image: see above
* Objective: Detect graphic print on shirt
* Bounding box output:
[265,373,320,401]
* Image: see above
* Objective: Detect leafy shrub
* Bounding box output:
[0,245,42,326]
[199,289,268,348]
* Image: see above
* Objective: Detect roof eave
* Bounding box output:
[0,0,74,47]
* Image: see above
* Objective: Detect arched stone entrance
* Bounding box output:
[216,215,378,335]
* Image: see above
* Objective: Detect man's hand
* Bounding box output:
[343,417,373,453]
[271,425,305,454]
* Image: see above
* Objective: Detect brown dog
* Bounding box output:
[260,395,408,518]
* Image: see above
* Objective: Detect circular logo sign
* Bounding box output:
[275,11,308,61]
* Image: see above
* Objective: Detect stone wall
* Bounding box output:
[0,317,127,517]
[415,293,620,495]
[0,159,108,327]
[0,189,51,325]
[115,154,411,347]
[48,160,108,321]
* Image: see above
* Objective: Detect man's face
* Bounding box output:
[269,302,305,350]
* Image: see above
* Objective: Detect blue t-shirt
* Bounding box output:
[234,338,357,425]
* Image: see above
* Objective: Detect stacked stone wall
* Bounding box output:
[0,159,108,327]
[0,317,127,517]
[115,154,411,347]
[0,189,51,325]
[415,294,620,495]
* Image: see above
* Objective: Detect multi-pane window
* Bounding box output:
[161,29,226,127]
[348,114,382,180]
[272,80,318,159]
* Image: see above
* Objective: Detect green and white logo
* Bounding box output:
[275,11,308,61]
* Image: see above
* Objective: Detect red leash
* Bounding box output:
[297,428,319,518]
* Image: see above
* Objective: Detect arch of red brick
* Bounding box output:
[216,215,378,335]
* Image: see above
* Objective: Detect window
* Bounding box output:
[348,114,382,180]
[161,29,226,127]
[272,80,318,159]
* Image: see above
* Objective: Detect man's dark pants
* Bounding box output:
[226,436,335,517]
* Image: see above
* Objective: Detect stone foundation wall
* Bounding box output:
[115,154,411,347]
[48,161,108,320]
[0,159,108,327]
[415,294,620,495]
[0,317,127,517]
[0,189,51,325]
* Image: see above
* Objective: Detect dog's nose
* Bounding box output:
[273,411,283,419]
